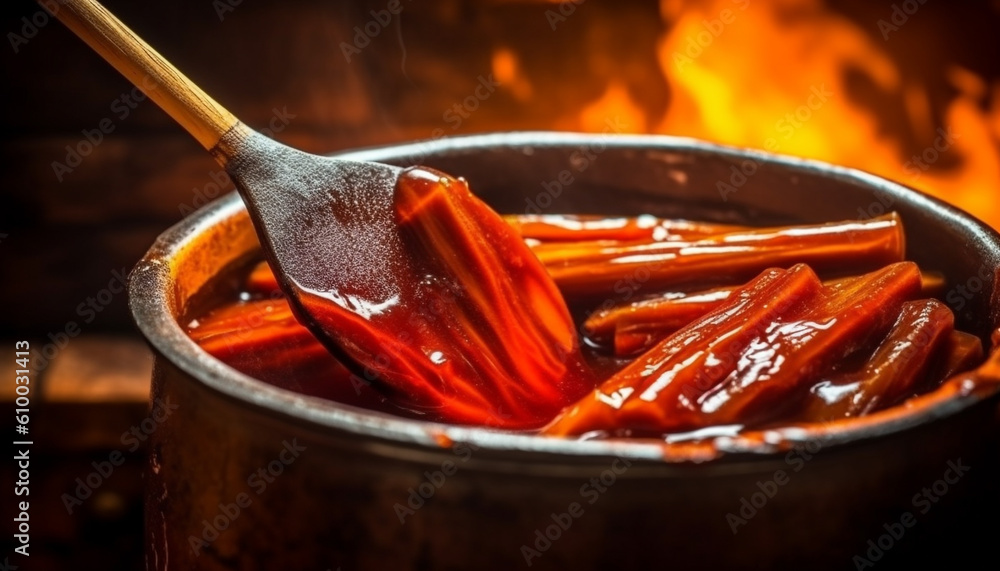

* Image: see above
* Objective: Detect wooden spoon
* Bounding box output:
[50,0,594,428]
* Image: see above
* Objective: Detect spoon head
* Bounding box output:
[219,130,405,298]
[219,129,594,428]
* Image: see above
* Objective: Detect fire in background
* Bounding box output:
[370,0,1000,228]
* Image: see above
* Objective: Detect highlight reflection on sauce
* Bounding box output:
[187,197,992,439]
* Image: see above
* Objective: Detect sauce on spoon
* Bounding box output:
[289,167,596,428]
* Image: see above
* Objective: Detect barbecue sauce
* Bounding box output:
[187,202,989,439]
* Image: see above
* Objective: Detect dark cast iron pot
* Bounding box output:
[129,132,1000,570]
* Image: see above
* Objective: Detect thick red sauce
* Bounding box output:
[185,173,991,438]
[281,168,596,428]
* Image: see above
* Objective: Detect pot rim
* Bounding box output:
[128,131,1000,464]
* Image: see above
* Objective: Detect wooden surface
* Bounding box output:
[1,335,150,570]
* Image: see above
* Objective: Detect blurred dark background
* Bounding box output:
[2,0,999,568]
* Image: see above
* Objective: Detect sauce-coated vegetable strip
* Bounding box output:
[544,214,905,299]
[797,299,954,422]
[929,331,984,385]
[503,214,745,243]
[606,288,732,356]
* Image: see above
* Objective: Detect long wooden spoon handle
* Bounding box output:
[46,0,245,151]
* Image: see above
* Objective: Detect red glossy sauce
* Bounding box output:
[186,180,990,439]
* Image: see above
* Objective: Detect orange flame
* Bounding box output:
[565,0,1000,229]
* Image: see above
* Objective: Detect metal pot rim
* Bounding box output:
[128,131,1000,465]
